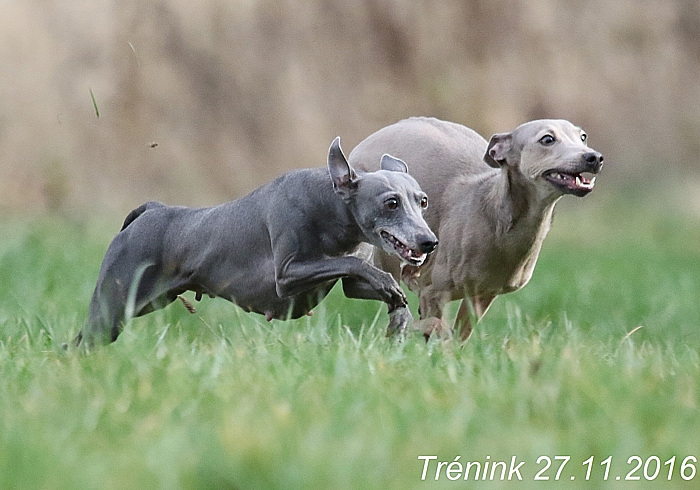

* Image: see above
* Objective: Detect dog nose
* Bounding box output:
[582,151,604,171]
[419,237,438,254]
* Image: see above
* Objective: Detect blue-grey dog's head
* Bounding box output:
[327,137,437,266]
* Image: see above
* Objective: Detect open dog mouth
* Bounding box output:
[380,231,427,266]
[543,170,597,196]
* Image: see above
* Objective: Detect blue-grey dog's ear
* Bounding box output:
[484,132,512,168]
[380,154,408,173]
[328,137,358,198]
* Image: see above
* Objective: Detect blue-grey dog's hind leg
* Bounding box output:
[119,201,161,231]
[77,261,157,346]
[75,202,168,347]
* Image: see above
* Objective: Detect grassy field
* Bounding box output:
[0,197,699,489]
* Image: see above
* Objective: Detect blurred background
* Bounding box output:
[1,0,699,217]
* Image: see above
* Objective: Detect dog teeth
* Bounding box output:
[575,175,596,189]
[381,231,427,266]
[406,254,424,266]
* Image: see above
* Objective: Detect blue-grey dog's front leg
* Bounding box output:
[341,277,412,337]
[276,256,405,306]
[276,255,412,337]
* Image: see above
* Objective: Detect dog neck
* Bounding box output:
[487,166,560,237]
[329,191,367,252]
[297,170,366,255]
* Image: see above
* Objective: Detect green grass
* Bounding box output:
[0,201,699,489]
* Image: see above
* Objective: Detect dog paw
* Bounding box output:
[419,317,451,341]
[388,283,407,308]
[372,270,406,306]
[386,305,412,338]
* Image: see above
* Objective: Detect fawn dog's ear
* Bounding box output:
[380,154,408,173]
[484,132,513,168]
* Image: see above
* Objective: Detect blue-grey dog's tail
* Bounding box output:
[121,201,166,231]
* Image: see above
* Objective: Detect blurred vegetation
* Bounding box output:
[1,216,699,489]
[1,0,700,216]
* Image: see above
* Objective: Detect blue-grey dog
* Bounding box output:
[75,137,437,346]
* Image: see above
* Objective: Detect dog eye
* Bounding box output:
[539,134,555,146]
[420,196,428,209]
[385,197,399,210]
[581,133,587,143]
